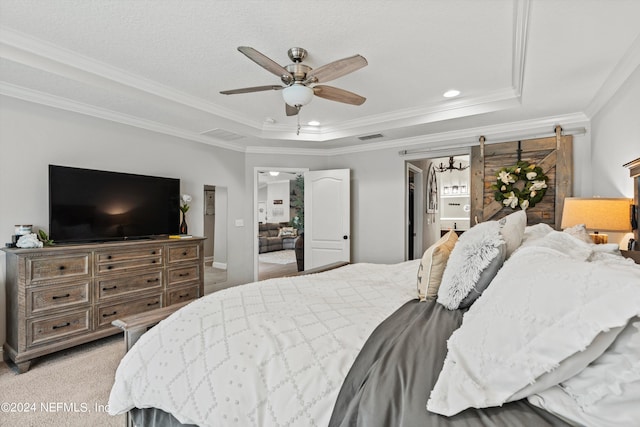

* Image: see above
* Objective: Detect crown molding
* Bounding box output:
[0,83,246,152]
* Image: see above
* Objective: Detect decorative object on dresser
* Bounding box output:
[2,237,204,373]
[179,194,192,235]
[560,198,632,244]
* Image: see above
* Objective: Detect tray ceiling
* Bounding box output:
[1,0,639,152]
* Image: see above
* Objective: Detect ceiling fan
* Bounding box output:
[220,46,368,116]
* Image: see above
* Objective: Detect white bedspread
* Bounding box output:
[108,261,419,426]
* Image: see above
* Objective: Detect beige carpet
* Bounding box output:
[0,334,126,427]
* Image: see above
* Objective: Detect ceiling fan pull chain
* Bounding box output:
[296,107,301,135]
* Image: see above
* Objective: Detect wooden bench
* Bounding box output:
[111,300,191,351]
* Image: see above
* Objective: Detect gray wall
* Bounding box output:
[1,66,638,353]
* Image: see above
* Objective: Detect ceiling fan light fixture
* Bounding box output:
[443,89,461,98]
[282,84,314,107]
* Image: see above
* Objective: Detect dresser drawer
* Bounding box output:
[96,255,162,274]
[167,284,200,305]
[167,244,200,264]
[96,247,162,263]
[27,254,90,283]
[27,281,91,316]
[96,271,163,301]
[96,294,163,328]
[167,265,200,287]
[27,309,92,347]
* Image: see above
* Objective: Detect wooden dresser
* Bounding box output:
[2,237,204,373]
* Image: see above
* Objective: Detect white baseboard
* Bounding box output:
[212,261,227,270]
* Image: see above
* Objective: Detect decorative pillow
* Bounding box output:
[417,230,458,301]
[278,227,297,237]
[427,242,640,417]
[563,223,593,244]
[498,210,526,258]
[437,221,506,310]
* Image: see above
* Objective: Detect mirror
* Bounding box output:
[203,185,228,293]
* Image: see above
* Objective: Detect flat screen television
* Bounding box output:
[49,165,180,243]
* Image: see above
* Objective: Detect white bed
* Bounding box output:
[108,219,640,427]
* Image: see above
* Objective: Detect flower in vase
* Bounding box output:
[180,194,192,214]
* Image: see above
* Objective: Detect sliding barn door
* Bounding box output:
[470,127,573,228]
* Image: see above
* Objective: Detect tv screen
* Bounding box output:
[49,165,180,243]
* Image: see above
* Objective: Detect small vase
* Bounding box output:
[180,213,188,235]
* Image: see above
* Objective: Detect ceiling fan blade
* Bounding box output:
[237,46,293,81]
[313,85,366,105]
[305,54,367,84]
[220,85,284,95]
[285,103,299,116]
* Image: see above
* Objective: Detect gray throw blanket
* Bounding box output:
[329,300,570,427]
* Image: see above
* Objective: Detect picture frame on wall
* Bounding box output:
[427,165,438,213]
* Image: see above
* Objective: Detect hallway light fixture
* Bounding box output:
[435,156,470,173]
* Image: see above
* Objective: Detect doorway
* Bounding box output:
[202,185,228,294]
[254,167,308,281]
[405,153,471,260]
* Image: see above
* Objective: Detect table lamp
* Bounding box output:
[560,198,632,244]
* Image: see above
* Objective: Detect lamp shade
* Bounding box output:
[282,84,314,107]
[561,198,632,231]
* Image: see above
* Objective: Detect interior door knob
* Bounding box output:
[343,235,348,240]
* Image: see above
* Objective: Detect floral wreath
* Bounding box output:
[492,161,548,210]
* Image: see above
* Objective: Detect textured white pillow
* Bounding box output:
[417,230,458,301]
[437,221,505,310]
[427,239,640,416]
[528,318,640,427]
[498,210,526,258]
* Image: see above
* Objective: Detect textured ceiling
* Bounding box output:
[1,0,639,152]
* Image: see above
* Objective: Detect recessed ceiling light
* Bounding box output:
[308,120,320,126]
[443,89,461,98]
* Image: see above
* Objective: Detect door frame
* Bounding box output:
[406,163,423,260]
[253,166,309,281]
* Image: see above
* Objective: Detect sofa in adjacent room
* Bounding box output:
[258,222,298,253]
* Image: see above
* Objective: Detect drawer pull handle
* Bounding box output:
[102,285,117,291]
[59,265,66,271]
[147,301,160,307]
[106,265,113,270]
[107,255,112,260]
[102,311,117,318]
[147,278,159,283]
[52,293,71,300]
[151,251,156,255]
[52,322,71,330]
[178,272,190,277]
[179,293,190,299]
[151,260,157,264]
[182,251,188,256]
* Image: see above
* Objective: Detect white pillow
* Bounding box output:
[437,221,505,310]
[528,318,640,427]
[498,210,526,258]
[417,230,458,301]
[427,243,640,416]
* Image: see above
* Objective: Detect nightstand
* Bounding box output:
[621,250,640,265]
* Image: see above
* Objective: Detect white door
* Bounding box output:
[304,169,351,269]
